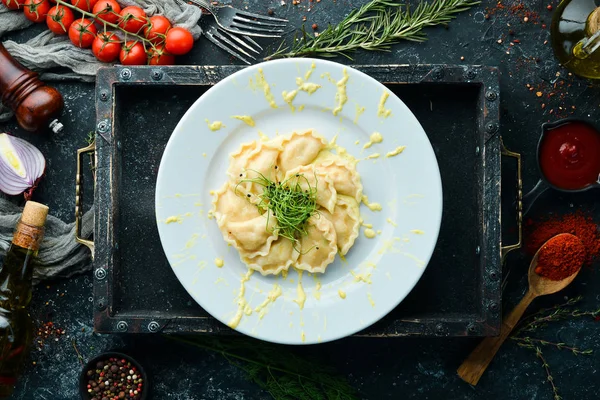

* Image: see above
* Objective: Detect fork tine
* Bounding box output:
[223,26,283,38]
[233,15,288,28]
[212,29,256,59]
[217,27,261,54]
[204,29,252,64]
[230,21,285,34]
[234,9,288,23]
[241,35,262,51]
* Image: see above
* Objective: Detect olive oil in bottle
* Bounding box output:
[0,201,48,398]
[551,0,600,79]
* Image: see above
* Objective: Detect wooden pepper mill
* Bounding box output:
[0,42,64,133]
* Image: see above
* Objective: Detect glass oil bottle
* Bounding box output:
[551,0,600,79]
[0,201,48,398]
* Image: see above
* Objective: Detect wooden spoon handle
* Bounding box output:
[457,290,536,385]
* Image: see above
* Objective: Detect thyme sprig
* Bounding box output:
[266,0,480,60]
[509,296,598,400]
[167,336,359,400]
[237,171,318,243]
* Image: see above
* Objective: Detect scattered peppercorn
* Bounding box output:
[267,8,274,15]
[311,23,318,30]
[547,4,552,10]
[85,357,144,400]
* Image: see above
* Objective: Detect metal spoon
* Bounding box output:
[457,233,584,386]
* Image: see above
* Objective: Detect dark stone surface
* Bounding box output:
[1,0,600,399]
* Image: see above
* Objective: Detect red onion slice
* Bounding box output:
[0,133,46,196]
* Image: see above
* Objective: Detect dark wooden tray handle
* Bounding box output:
[500,139,523,263]
[75,140,95,258]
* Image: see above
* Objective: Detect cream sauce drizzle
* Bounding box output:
[253,68,278,109]
[258,131,269,141]
[282,63,321,112]
[363,132,383,149]
[354,105,366,124]
[164,216,182,224]
[205,119,225,131]
[293,269,307,310]
[185,234,199,249]
[338,289,346,299]
[411,229,425,235]
[367,293,376,307]
[386,218,398,227]
[364,229,376,239]
[332,68,350,116]
[386,146,406,158]
[231,115,255,127]
[361,195,383,212]
[254,284,283,319]
[228,269,254,329]
[214,258,224,268]
[377,91,392,118]
[351,270,372,284]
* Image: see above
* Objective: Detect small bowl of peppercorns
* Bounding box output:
[79,352,149,400]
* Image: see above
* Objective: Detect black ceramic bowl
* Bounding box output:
[79,352,149,400]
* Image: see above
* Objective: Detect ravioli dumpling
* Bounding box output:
[241,238,300,275]
[212,182,261,227]
[222,212,278,258]
[295,216,337,274]
[274,130,327,174]
[236,142,282,194]
[314,157,363,202]
[284,164,337,214]
[318,195,360,256]
[227,141,258,180]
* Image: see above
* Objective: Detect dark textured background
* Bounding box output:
[1,0,600,399]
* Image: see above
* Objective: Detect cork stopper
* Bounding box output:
[21,201,49,228]
[586,7,600,36]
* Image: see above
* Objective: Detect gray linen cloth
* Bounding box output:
[0,0,201,279]
[0,0,202,121]
[0,197,94,284]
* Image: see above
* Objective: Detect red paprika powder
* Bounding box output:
[526,212,600,266]
[535,234,586,281]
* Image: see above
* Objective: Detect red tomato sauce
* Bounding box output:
[539,121,600,190]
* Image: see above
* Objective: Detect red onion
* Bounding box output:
[0,133,46,197]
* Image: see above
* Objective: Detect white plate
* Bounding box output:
[155,58,443,345]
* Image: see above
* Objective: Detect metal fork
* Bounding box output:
[201,18,262,65]
[189,0,288,38]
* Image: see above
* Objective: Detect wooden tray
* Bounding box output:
[75,64,522,337]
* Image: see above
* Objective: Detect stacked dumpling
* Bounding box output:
[212,130,362,275]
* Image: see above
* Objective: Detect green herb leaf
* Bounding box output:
[166,336,359,400]
[266,0,480,60]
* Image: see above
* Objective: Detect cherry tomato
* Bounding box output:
[68,18,97,48]
[118,6,146,34]
[119,41,146,66]
[2,0,25,10]
[92,0,121,24]
[46,5,74,35]
[143,15,171,44]
[70,0,98,12]
[148,45,175,65]
[165,27,194,56]
[23,0,51,23]
[92,31,121,63]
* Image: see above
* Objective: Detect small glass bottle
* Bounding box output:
[551,0,600,79]
[0,201,48,398]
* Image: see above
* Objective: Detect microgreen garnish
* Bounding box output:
[236,169,318,243]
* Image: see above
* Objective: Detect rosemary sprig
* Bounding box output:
[509,296,597,399]
[533,347,562,400]
[266,0,480,60]
[166,336,359,400]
